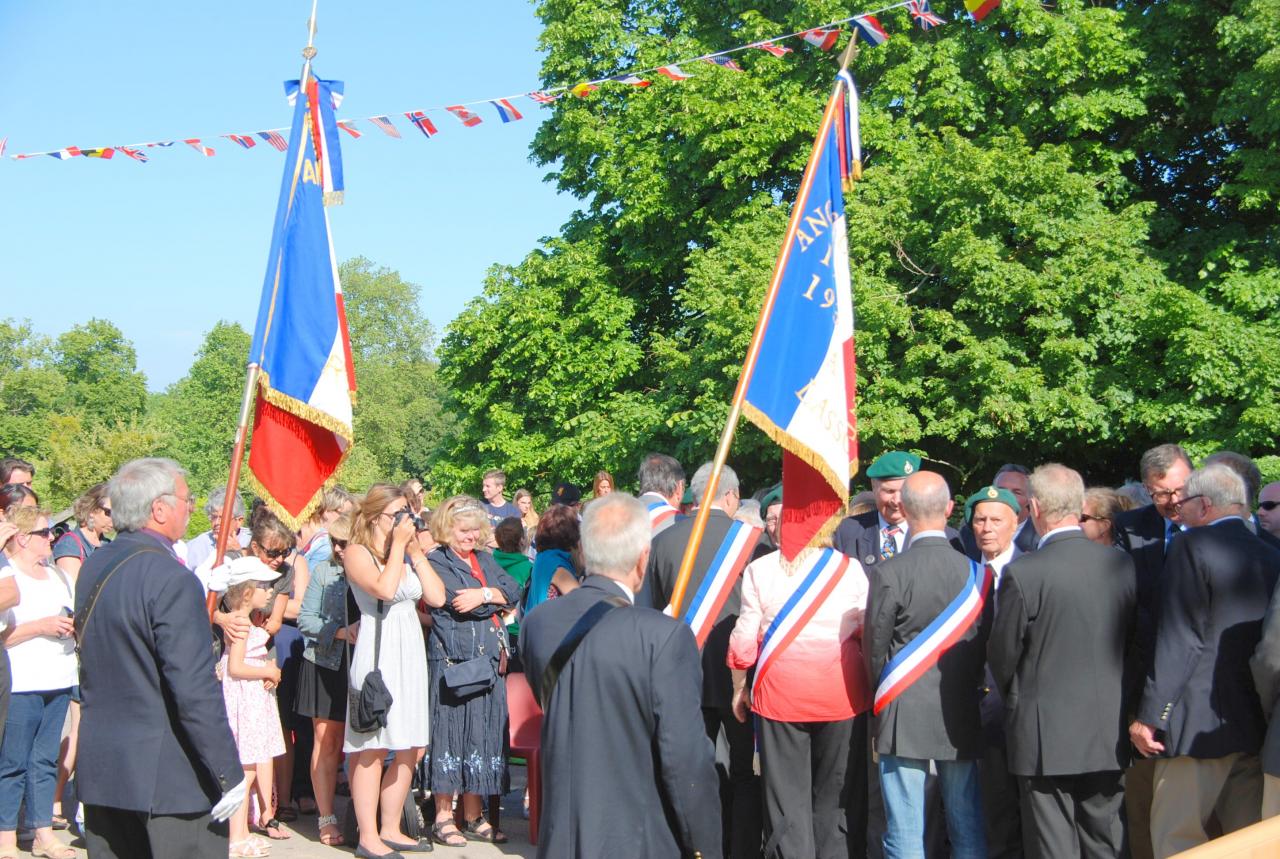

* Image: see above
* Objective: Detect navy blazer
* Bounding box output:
[1137,518,1280,758]
[74,531,242,814]
[520,576,721,859]
[1115,503,1175,701]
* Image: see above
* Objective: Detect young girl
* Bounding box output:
[217,558,286,859]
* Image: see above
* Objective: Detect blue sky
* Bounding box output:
[0,3,578,390]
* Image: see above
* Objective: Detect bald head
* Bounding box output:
[901,471,954,533]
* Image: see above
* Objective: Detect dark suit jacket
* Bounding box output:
[1251,573,1280,776]
[1137,518,1280,759]
[866,536,992,760]
[646,508,739,709]
[520,576,721,859]
[1115,503,1174,699]
[74,531,242,814]
[990,530,1136,776]
[833,510,964,571]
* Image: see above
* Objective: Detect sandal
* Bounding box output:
[317,814,344,846]
[257,817,291,840]
[51,814,70,831]
[229,839,269,859]
[462,816,508,844]
[429,821,466,847]
[31,842,76,859]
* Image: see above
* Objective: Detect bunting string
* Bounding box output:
[5,0,995,162]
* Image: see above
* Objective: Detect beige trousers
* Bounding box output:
[1125,758,1156,859]
[1150,753,1262,858]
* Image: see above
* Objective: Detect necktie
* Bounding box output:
[1165,523,1180,550]
[881,525,900,559]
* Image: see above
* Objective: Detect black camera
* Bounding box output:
[394,509,428,532]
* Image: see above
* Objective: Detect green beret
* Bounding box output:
[681,486,695,505]
[964,485,1021,523]
[866,451,922,480]
[760,483,783,510]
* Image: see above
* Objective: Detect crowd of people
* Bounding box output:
[1,445,1279,859]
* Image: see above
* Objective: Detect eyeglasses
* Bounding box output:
[1079,514,1110,523]
[256,546,291,560]
[1146,485,1186,504]
[1261,501,1280,512]
[26,528,54,539]
[1173,494,1204,513]
[164,493,195,510]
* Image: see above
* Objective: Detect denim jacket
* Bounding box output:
[425,547,519,666]
[297,557,348,670]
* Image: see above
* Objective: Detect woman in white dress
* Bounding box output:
[343,484,446,859]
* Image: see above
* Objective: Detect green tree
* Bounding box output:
[54,318,148,428]
[42,414,166,512]
[0,319,65,462]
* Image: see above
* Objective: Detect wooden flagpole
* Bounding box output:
[666,44,857,617]
[206,1,321,620]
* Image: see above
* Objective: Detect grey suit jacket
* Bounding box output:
[866,536,992,760]
[520,576,721,859]
[990,530,1136,776]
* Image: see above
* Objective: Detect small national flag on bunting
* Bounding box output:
[335,120,362,138]
[369,115,401,138]
[119,146,149,162]
[756,42,792,57]
[851,15,890,46]
[705,55,744,71]
[655,64,693,81]
[612,74,651,87]
[964,0,1001,20]
[224,134,256,149]
[184,139,215,156]
[907,0,946,29]
[571,82,598,97]
[802,28,841,51]
[405,111,439,138]
[48,147,82,160]
[257,130,289,150]
[82,148,115,159]
[489,99,524,122]
[0,137,6,158]
[528,90,560,104]
[445,105,483,127]
[146,141,175,148]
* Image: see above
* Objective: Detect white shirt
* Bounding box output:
[1037,525,1082,550]
[610,579,636,604]
[878,514,907,555]
[907,529,948,548]
[5,562,78,693]
[983,544,1020,594]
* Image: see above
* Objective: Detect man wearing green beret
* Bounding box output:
[960,464,1039,560]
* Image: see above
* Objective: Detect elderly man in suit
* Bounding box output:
[648,462,761,859]
[990,463,1136,859]
[637,452,687,538]
[74,458,245,859]
[866,471,991,859]
[1130,464,1280,856]
[960,465,1039,559]
[520,492,721,859]
[1250,539,1280,819]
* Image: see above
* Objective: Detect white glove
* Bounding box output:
[210,776,248,822]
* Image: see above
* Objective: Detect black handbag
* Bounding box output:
[441,655,497,699]
[349,599,393,734]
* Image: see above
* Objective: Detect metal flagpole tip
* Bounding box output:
[302,46,317,60]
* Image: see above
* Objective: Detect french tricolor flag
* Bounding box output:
[851,15,890,46]
[802,28,841,51]
[489,99,524,123]
[47,146,82,160]
[655,64,693,81]
[445,105,483,127]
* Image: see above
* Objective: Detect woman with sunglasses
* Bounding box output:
[1081,488,1129,547]
[0,507,77,859]
[297,513,359,847]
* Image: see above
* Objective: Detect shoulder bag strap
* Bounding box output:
[374,598,384,670]
[539,594,629,709]
[74,546,166,651]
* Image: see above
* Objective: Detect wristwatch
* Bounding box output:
[482,587,493,603]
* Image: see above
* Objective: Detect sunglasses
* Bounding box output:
[257,546,291,560]
[331,538,349,549]
[99,506,112,516]
[1079,514,1110,523]
[1261,501,1280,512]
[26,528,54,539]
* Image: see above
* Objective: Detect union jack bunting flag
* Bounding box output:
[405,111,439,137]
[907,0,946,29]
[335,120,362,138]
[528,91,560,104]
[368,116,401,138]
[756,42,792,57]
[257,130,289,150]
[705,55,743,71]
[119,146,149,162]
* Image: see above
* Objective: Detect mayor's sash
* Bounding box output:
[680,520,763,649]
[752,548,849,693]
[647,499,678,531]
[873,559,993,715]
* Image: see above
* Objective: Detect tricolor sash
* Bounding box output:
[752,548,849,693]
[647,499,678,531]
[680,520,763,648]
[873,560,993,715]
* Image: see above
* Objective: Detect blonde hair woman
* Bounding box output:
[424,496,520,846]
[343,484,446,857]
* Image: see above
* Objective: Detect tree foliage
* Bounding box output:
[434,0,1280,495]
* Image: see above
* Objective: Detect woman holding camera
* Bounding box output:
[344,484,446,859]
[0,507,77,859]
[425,496,520,847]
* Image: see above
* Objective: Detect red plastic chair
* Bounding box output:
[506,672,544,844]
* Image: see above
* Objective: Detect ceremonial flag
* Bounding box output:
[335,120,361,139]
[285,78,344,109]
[184,138,215,156]
[369,115,402,138]
[405,111,439,138]
[528,90,560,104]
[655,64,693,81]
[742,72,860,560]
[119,146,149,162]
[851,15,890,46]
[247,70,355,528]
[802,28,841,51]
[82,148,115,159]
[489,98,525,122]
[571,82,598,97]
[705,56,744,71]
[611,74,651,87]
[445,105,483,127]
[907,0,946,30]
[259,130,290,150]
[964,0,1001,20]
[756,42,792,57]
